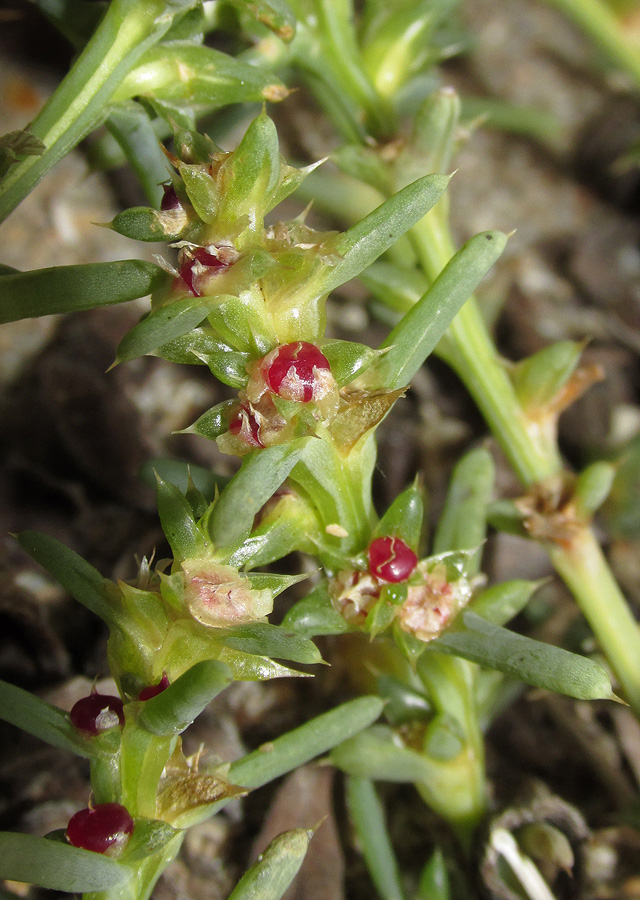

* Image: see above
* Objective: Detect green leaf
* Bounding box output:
[214,623,322,665]
[321,339,380,386]
[469,579,544,627]
[139,660,232,735]
[375,480,424,551]
[574,461,616,519]
[377,675,432,726]
[139,457,227,499]
[217,647,309,682]
[282,583,353,638]
[330,725,431,783]
[345,776,406,900]
[156,474,208,560]
[375,231,508,389]
[0,0,201,222]
[0,833,131,892]
[433,448,494,575]
[510,341,583,411]
[432,611,617,701]
[0,261,168,324]
[0,679,97,758]
[209,440,309,545]
[227,0,296,40]
[228,829,311,900]
[106,102,170,208]
[114,44,288,111]
[16,531,116,624]
[120,817,179,862]
[116,296,215,362]
[229,696,384,789]
[320,174,449,295]
[416,847,450,900]
[360,260,428,314]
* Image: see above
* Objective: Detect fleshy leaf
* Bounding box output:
[510,341,583,412]
[374,231,508,389]
[0,834,131,892]
[113,44,289,110]
[227,0,296,40]
[116,296,215,362]
[227,829,312,900]
[330,724,431,782]
[282,584,354,638]
[345,776,406,900]
[432,611,617,701]
[139,660,232,736]
[0,261,168,324]
[229,696,384,789]
[374,480,424,551]
[433,447,494,576]
[156,474,208,560]
[208,440,310,545]
[0,679,97,758]
[139,457,227,499]
[17,531,117,624]
[214,623,322,665]
[417,847,451,900]
[318,174,449,295]
[120,818,179,862]
[321,339,380,386]
[469,579,544,627]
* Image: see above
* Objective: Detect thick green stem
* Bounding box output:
[410,212,640,717]
[543,0,640,90]
[417,653,486,842]
[550,531,640,716]
[0,0,195,223]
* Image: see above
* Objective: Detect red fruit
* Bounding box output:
[70,694,124,736]
[160,183,181,211]
[179,247,227,296]
[66,803,134,855]
[368,536,418,583]
[229,403,264,448]
[138,673,169,701]
[263,342,331,402]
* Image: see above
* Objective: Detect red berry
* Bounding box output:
[368,537,418,583]
[70,694,124,736]
[263,342,330,402]
[160,183,181,211]
[66,803,134,855]
[179,247,227,296]
[138,673,169,701]
[229,403,264,447]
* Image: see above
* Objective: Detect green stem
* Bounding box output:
[410,213,640,718]
[410,215,560,485]
[550,530,640,716]
[0,0,194,223]
[543,0,640,90]
[417,653,486,842]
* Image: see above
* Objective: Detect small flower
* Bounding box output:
[182,559,273,627]
[66,803,134,855]
[228,402,264,448]
[176,245,236,296]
